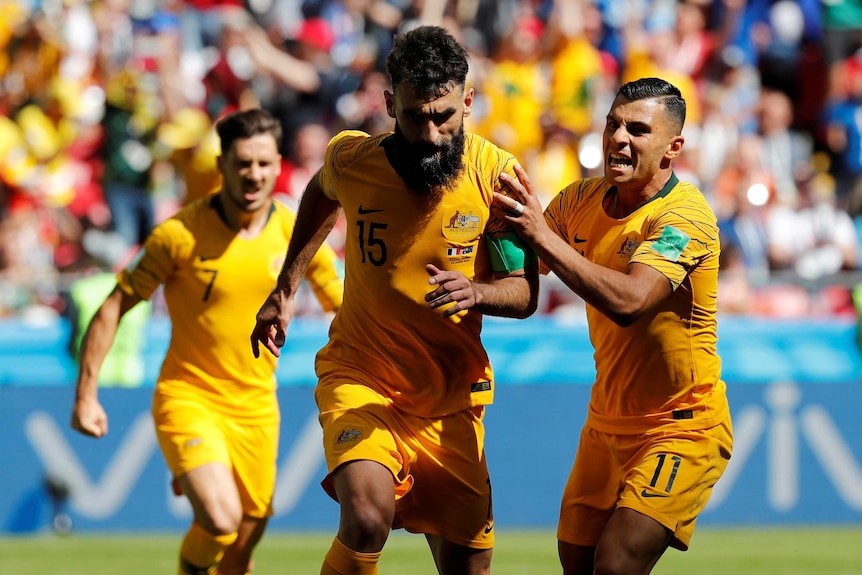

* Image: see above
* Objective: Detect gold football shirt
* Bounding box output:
[544,174,728,433]
[316,130,522,418]
[118,197,343,422]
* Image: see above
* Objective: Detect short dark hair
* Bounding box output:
[617,77,686,133]
[385,25,469,100]
[215,108,283,155]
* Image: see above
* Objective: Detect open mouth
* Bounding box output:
[608,154,632,168]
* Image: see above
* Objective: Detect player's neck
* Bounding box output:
[213,194,274,237]
[609,170,675,218]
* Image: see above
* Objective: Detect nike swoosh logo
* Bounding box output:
[484,524,494,534]
[641,489,669,498]
[358,205,384,215]
[199,255,218,262]
[572,235,587,244]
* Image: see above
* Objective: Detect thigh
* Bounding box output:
[331,459,396,552]
[152,392,231,477]
[617,417,733,550]
[226,419,279,518]
[317,381,416,500]
[180,461,242,530]
[594,507,671,575]
[557,425,621,548]
[398,407,494,550]
[426,533,492,575]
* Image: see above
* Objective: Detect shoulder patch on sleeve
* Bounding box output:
[650,225,690,262]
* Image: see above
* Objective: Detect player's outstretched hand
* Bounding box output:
[425,263,475,318]
[71,398,108,438]
[251,289,295,358]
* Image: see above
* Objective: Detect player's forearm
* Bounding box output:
[304,238,344,312]
[277,175,341,293]
[533,231,647,323]
[473,266,539,319]
[74,304,122,401]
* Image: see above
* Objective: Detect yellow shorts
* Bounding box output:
[152,389,279,519]
[557,416,732,550]
[316,381,494,549]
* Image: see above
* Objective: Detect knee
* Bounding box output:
[340,504,391,551]
[592,549,635,575]
[200,500,243,536]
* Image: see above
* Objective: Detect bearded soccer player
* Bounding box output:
[71,108,343,575]
[251,25,539,575]
[494,77,733,575]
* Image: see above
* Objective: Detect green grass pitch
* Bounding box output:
[2,527,861,574]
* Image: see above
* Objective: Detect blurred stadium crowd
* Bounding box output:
[2,0,862,321]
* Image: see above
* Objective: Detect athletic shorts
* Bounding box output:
[557,415,732,550]
[316,381,494,549]
[152,388,279,519]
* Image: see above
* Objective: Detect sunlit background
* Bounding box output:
[1,0,861,570]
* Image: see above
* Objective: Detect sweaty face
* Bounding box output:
[602,96,680,192]
[386,83,471,194]
[219,133,282,212]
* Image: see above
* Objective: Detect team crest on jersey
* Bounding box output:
[335,428,361,445]
[617,235,640,260]
[442,206,482,241]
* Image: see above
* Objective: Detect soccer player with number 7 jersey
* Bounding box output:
[71,108,343,575]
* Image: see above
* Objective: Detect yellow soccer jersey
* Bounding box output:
[316,130,521,418]
[118,196,343,422]
[544,174,728,433]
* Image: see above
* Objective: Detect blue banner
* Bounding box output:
[1,315,861,386]
[2,381,861,534]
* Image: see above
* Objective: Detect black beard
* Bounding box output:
[391,124,465,195]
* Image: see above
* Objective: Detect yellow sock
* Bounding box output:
[320,537,381,575]
[178,522,238,575]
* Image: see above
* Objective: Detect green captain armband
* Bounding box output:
[486,231,537,274]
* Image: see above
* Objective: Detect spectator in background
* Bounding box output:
[156,106,221,205]
[756,88,813,206]
[202,14,262,117]
[99,69,159,251]
[821,0,862,103]
[273,120,331,211]
[5,0,862,322]
[545,0,609,140]
[767,168,859,279]
[523,115,582,208]
[667,0,715,85]
[242,17,341,148]
[824,58,862,213]
[472,6,547,161]
[178,0,246,51]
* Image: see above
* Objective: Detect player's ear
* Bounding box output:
[666,135,684,160]
[384,90,396,119]
[463,87,474,118]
